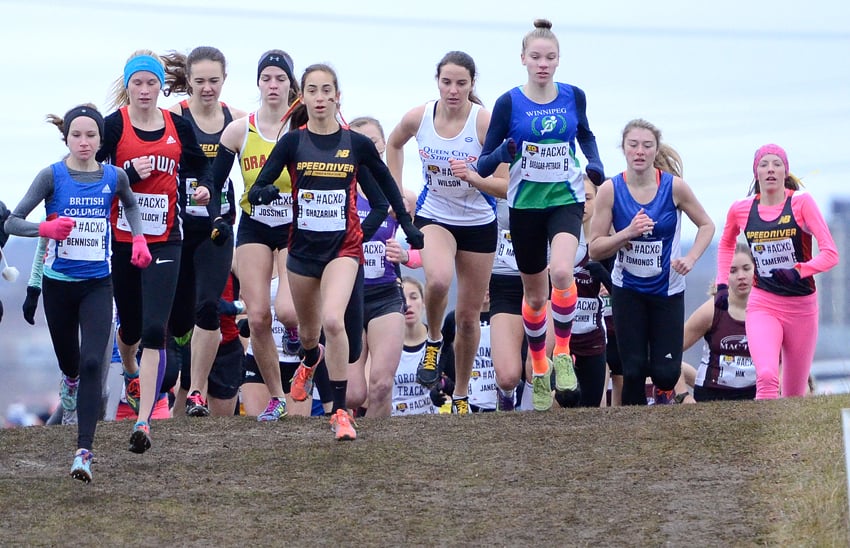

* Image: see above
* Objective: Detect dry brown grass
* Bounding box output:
[0,394,848,546]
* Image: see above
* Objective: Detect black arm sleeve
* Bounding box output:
[356,165,389,242]
[352,133,407,224]
[211,146,237,198]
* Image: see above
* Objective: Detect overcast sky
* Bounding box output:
[1,0,848,240]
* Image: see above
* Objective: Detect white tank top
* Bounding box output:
[414,101,495,226]
[392,342,437,416]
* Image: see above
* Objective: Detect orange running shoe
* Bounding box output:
[290,344,323,402]
[329,409,357,441]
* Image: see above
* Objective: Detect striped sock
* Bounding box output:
[551,282,577,358]
[522,298,549,376]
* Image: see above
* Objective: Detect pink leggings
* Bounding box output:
[745,287,819,399]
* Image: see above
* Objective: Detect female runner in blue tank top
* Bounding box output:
[477,19,605,412]
[166,46,248,417]
[5,105,149,482]
[387,51,509,414]
[248,64,423,440]
[588,119,714,406]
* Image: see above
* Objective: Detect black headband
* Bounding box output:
[257,53,294,86]
[63,106,105,141]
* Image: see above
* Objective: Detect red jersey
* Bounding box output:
[110,107,182,244]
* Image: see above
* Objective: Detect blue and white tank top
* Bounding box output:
[611,170,685,296]
[44,162,117,280]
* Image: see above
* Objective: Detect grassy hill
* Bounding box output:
[0,395,848,545]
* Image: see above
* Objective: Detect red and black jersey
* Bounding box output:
[109,107,182,244]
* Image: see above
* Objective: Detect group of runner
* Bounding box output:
[1,18,838,484]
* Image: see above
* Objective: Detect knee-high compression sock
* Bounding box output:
[551,282,577,358]
[522,298,548,376]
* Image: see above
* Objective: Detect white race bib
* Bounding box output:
[620,240,663,278]
[751,238,796,277]
[495,230,518,271]
[425,164,472,196]
[717,355,756,388]
[363,240,387,279]
[572,297,599,335]
[297,189,347,232]
[251,193,292,227]
[57,217,108,261]
[185,178,231,217]
[117,192,168,235]
[519,141,578,183]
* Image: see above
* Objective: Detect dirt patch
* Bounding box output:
[0,395,848,546]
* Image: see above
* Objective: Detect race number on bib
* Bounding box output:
[572,297,599,335]
[750,238,796,277]
[57,217,108,261]
[185,178,232,217]
[425,164,472,196]
[117,192,167,236]
[717,355,756,388]
[519,141,578,183]
[495,230,518,271]
[620,240,663,278]
[297,189,347,232]
[363,240,387,279]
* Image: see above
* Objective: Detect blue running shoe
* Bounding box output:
[70,449,93,483]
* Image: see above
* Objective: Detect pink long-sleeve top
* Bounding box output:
[716,188,838,287]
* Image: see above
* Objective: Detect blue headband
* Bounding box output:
[123,55,166,88]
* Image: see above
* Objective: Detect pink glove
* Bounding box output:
[131,235,152,269]
[38,217,75,240]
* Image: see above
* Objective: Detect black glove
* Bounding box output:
[771,267,801,285]
[398,214,424,250]
[22,286,40,325]
[428,375,455,407]
[714,283,729,311]
[248,184,281,206]
[237,318,251,338]
[210,217,232,246]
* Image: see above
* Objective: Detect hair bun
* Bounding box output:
[533,18,553,30]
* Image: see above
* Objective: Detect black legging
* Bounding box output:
[169,228,233,336]
[612,286,684,406]
[112,241,181,349]
[42,276,113,450]
[574,352,608,407]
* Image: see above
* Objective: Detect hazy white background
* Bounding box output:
[0,0,848,240]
